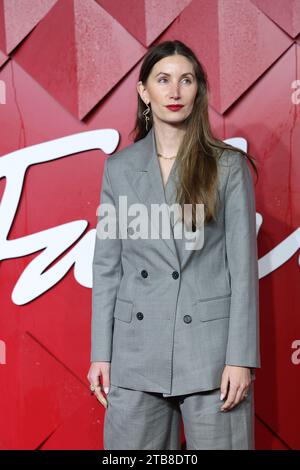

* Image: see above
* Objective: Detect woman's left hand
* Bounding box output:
[219,365,252,412]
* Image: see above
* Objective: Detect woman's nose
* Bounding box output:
[169,88,180,99]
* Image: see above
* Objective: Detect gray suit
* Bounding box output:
[91,127,261,398]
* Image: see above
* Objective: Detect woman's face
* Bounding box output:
[137,54,198,126]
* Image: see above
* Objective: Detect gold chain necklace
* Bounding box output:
[157,153,177,160]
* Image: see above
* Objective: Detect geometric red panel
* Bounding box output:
[40,402,105,450]
[7,332,88,449]
[96,0,192,46]
[13,0,146,119]
[251,0,300,38]
[255,417,290,450]
[0,0,57,54]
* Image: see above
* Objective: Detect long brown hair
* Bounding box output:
[130,40,258,230]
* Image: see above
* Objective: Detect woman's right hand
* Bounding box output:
[87,361,111,408]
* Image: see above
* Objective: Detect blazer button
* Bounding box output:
[172,270,179,279]
[141,270,148,278]
[136,311,144,320]
[183,315,192,324]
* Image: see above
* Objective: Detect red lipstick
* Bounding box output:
[165,105,184,112]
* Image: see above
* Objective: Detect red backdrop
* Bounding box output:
[0,0,299,450]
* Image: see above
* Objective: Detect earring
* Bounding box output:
[142,102,151,131]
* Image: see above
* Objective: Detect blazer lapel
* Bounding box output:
[124,127,180,268]
[165,168,198,272]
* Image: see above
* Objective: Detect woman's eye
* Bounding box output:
[158,78,192,84]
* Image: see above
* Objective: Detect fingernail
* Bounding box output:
[104,386,109,394]
[220,393,224,400]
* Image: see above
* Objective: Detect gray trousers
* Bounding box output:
[103,382,255,450]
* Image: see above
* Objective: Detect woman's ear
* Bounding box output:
[136,81,149,105]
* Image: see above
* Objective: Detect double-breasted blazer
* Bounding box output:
[90,127,261,397]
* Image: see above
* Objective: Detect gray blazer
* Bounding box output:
[91,127,261,396]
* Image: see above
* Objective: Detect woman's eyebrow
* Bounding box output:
[155,72,194,77]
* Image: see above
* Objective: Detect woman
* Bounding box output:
[87,40,260,450]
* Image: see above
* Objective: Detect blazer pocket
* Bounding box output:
[113,298,133,323]
[195,293,231,322]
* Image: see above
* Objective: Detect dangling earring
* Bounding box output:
[142,102,151,131]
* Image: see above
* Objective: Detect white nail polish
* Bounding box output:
[104,387,109,394]
[220,393,224,400]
